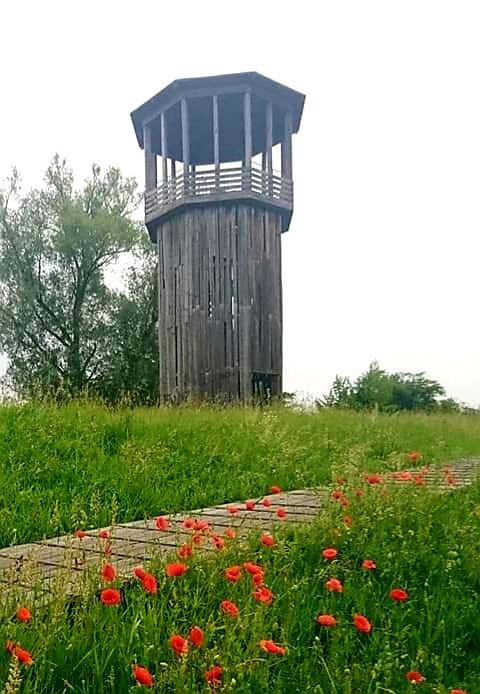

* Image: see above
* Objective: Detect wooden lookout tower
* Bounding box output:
[131,72,305,401]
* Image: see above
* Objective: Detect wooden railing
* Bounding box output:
[145,164,293,217]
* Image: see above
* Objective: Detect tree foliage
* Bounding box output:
[318,361,455,412]
[0,157,157,402]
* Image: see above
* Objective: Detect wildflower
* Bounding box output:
[406,671,425,683]
[194,519,210,532]
[189,626,204,648]
[142,573,158,594]
[450,690,467,694]
[243,561,263,575]
[413,474,425,486]
[322,548,338,561]
[355,488,365,497]
[74,529,87,539]
[15,607,32,623]
[390,588,409,602]
[336,477,346,485]
[259,639,287,655]
[133,566,147,580]
[393,470,413,482]
[343,515,353,526]
[362,559,377,570]
[316,614,337,627]
[253,586,274,604]
[132,665,154,687]
[252,571,265,586]
[353,614,372,633]
[182,518,195,530]
[224,565,242,582]
[177,543,193,559]
[270,485,281,494]
[224,527,236,539]
[364,473,383,484]
[204,665,223,687]
[100,588,121,606]
[407,451,421,463]
[99,529,110,539]
[261,532,275,547]
[331,490,343,501]
[13,645,33,665]
[101,563,116,583]
[166,562,188,577]
[192,534,204,546]
[276,508,287,519]
[169,634,188,657]
[262,497,272,507]
[212,535,225,550]
[227,505,239,514]
[340,496,350,508]
[245,499,256,511]
[220,599,239,617]
[325,578,343,593]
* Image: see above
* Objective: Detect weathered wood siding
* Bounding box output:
[156,203,283,401]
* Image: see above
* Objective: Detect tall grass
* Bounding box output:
[1,401,480,546]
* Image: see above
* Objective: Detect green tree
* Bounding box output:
[0,157,146,398]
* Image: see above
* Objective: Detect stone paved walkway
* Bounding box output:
[1,457,479,599]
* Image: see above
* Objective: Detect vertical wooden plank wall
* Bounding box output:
[155,204,283,402]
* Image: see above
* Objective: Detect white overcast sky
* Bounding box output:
[1,0,480,404]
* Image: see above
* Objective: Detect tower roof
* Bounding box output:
[131,72,305,164]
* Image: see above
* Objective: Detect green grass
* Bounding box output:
[0,474,479,692]
[1,401,480,546]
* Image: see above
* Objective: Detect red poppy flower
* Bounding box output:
[362,559,377,570]
[100,588,121,606]
[194,519,210,532]
[244,561,263,575]
[353,614,372,633]
[15,607,32,623]
[212,535,225,550]
[414,474,425,486]
[406,671,425,683]
[322,548,338,561]
[450,690,467,694]
[259,639,287,655]
[407,451,421,463]
[331,490,343,501]
[220,599,239,617]
[74,530,87,539]
[189,626,204,648]
[261,532,275,547]
[193,533,204,546]
[355,488,365,497]
[276,508,287,519]
[204,665,223,687]
[262,497,272,507]
[177,543,193,559]
[166,562,188,577]
[336,477,346,485]
[325,578,343,593]
[154,515,169,531]
[245,499,256,511]
[182,517,195,530]
[132,665,154,687]
[142,573,158,594]
[169,634,188,657]
[133,566,146,580]
[99,529,110,539]
[316,614,337,627]
[270,485,281,494]
[252,586,274,604]
[447,475,457,486]
[252,571,265,586]
[364,473,383,485]
[343,515,353,526]
[224,565,242,582]
[390,588,409,602]
[101,563,116,583]
[224,527,236,539]
[13,645,33,665]
[227,505,239,515]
